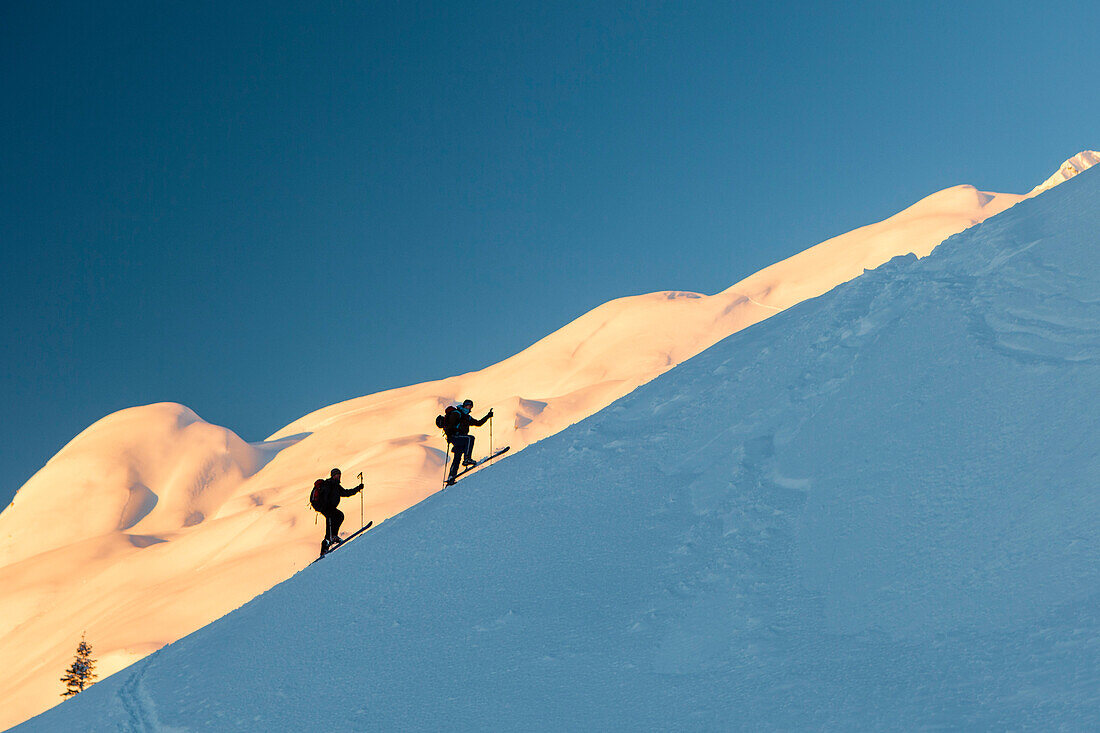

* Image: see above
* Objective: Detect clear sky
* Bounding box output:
[1,1,1097,506]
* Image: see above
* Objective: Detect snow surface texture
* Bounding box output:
[0,153,1094,729]
[15,164,1100,731]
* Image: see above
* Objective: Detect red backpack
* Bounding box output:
[308,479,326,511]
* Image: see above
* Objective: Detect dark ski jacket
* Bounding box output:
[443,407,490,440]
[314,477,362,511]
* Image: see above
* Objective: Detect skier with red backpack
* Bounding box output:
[309,468,364,555]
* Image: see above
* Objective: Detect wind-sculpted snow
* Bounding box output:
[0,404,265,565]
[18,166,1100,730]
[1,154,1096,729]
[1028,150,1100,196]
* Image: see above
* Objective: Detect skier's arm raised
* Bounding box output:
[338,482,364,497]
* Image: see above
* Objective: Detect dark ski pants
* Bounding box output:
[320,507,344,545]
[449,435,475,478]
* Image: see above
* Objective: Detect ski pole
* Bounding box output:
[489,411,494,462]
[358,472,364,528]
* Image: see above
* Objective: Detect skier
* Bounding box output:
[313,468,364,555]
[443,399,493,485]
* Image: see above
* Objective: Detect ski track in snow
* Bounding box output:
[116,669,155,733]
[103,657,188,733]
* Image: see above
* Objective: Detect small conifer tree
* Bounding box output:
[60,633,97,697]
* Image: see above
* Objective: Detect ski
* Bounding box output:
[312,520,372,564]
[445,446,510,486]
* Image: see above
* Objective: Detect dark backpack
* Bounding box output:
[435,405,457,436]
[308,479,326,511]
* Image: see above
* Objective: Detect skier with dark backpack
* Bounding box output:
[309,468,364,555]
[438,399,493,485]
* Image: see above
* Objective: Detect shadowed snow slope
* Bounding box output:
[0,153,1095,730]
[17,166,1100,730]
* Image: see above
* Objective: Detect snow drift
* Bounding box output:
[14,163,1100,730]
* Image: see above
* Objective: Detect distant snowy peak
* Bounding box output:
[0,402,262,566]
[1028,150,1100,196]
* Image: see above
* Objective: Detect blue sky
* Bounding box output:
[1,1,1097,505]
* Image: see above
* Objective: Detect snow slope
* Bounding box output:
[0,153,1094,729]
[17,161,1100,731]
